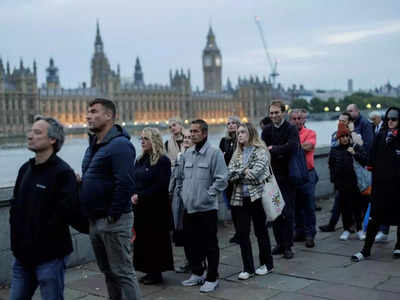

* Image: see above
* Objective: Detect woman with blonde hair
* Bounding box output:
[228,122,274,280]
[131,127,174,284]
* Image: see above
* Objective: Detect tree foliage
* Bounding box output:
[292,93,400,113]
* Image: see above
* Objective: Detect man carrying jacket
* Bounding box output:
[179,119,228,293]
[80,98,141,300]
[10,116,78,300]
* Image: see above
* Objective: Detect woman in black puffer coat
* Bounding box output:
[352,107,400,261]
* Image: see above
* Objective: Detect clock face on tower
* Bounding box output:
[215,57,221,67]
[204,55,212,67]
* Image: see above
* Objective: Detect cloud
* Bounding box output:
[322,21,400,45]
[224,46,327,69]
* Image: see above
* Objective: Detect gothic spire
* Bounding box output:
[33,60,37,75]
[95,20,104,53]
[0,57,4,74]
[134,57,144,86]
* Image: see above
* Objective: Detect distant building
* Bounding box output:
[372,81,400,98]
[0,22,288,136]
[347,79,353,93]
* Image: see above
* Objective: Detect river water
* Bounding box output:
[0,120,337,187]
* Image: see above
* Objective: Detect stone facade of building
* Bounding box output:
[0,23,278,137]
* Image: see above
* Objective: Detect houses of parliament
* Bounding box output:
[0,22,282,136]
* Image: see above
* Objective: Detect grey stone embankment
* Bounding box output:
[0,146,332,285]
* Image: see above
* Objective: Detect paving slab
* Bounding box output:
[208,280,281,300]
[375,276,400,293]
[299,281,400,300]
[227,273,316,292]
[266,291,326,300]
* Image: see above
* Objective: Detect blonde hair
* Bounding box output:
[225,115,241,138]
[168,117,183,126]
[233,122,267,156]
[138,127,165,165]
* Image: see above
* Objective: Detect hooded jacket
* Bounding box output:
[80,124,136,219]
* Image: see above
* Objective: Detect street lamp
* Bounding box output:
[366,103,372,109]
[376,103,382,109]
[335,106,340,112]
[324,106,329,112]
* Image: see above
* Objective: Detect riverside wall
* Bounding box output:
[0,146,332,284]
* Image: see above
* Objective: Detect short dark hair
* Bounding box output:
[34,115,65,153]
[340,111,352,122]
[88,98,116,120]
[191,119,208,133]
[269,100,286,113]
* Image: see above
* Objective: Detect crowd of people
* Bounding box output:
[8,97,400,299]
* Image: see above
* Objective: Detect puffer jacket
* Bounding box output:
[80,125,136,219]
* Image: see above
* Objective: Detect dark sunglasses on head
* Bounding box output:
[388,117,399,122]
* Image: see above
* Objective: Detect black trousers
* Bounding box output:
[338,189,363,231]
[183,210,219,282]
[362,220,400,256]
[273,179,295,251]
[232,198,273,273]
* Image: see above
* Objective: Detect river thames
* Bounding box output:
[0,120,337,187]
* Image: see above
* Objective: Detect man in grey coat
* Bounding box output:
[178,119,228,293]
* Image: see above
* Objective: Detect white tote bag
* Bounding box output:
[261,167,285,222]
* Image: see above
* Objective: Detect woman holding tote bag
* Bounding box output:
[228,122,274,280]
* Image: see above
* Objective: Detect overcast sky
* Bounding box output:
[1,0,399,91]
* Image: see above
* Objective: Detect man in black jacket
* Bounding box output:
[10,116,77,300]
[262,100,299,259]
[80,98,141,300]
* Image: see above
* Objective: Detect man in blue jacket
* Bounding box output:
[80,98,141,300]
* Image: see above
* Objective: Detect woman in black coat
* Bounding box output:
[131,127,174,284]
[219,116,241,243]
[352,107,400,261]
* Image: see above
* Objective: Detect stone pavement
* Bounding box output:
[1,198,400,300]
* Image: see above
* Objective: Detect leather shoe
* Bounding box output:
[140,273,163,285]
[319,224,335,232]
[283,249,294,259]
[272,246,283,255]
[229,235,240,244]
[305,237,315,248]
[293,234,306,242]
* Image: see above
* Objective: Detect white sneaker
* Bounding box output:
[393,249,400,258]
[357,230,366,241]
[375,232,388,243]
[340,231,351,241]
[199,280,219,293]
[255,265,273,276]
[181,273,205,287]
[238,272,254,280]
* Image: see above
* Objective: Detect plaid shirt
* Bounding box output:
[228,146,271,206]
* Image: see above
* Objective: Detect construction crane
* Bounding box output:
[254,16,279,87]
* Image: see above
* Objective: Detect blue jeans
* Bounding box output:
[10,256,68,300]
[295,169,318,238]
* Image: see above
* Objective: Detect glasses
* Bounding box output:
[388,117,399,122]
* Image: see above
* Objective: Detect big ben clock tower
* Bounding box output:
[203,26,222,93]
